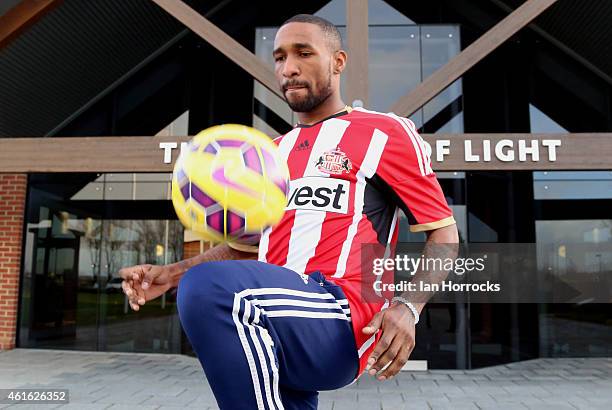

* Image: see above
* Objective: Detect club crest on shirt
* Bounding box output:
[315,146,352,175]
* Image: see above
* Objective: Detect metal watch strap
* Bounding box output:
[391,296,420,324]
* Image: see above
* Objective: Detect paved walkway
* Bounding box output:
[0,349,611,409]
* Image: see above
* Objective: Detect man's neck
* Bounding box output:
[296,96,347,126]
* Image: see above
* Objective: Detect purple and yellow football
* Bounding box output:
[171,124,289,244]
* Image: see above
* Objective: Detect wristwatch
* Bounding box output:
[390,296,419,324]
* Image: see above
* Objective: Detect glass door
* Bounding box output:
[19,199,103,350]
[97,218,183,353]
[19,173,186,354]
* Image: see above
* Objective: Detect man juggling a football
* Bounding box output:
[119,14,459,410]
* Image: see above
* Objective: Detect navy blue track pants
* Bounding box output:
[177,260,359,409]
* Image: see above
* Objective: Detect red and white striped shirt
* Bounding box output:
[259,107,455,375]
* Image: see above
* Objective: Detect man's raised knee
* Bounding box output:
[177,261,225,311]
[178,261,227,290]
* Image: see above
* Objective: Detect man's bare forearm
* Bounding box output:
[167,243,258,287]
[399,224,459,314]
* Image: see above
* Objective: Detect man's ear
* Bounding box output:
[333,50,347,74]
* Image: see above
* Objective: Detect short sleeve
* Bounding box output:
[376,115,456,233]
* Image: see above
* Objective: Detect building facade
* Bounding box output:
[0,0,611,369]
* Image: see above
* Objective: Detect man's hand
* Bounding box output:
[118,264,173,311]
[362,302,416,381]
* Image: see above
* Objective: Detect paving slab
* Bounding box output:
[0,349,610,409]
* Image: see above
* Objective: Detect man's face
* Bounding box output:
[273,22,335,112]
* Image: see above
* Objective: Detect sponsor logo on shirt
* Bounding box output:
[286,177,350,214]
[315,146,352,175]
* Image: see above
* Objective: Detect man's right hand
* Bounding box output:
[118,264,173,311]
[117,243,255,311]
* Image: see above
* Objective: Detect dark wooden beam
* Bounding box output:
[345,0,368,107]
[151,0,282,99]
[1,133,610,172]
[389,0,559,117]
[0,0,62,49]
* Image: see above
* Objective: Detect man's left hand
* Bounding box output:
[362,302,416,380]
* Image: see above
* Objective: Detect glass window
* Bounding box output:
[253,21,463,135]
[19,173,184,353]
[529,104,567,133]
[156,110,189,137]
[421,25,463,133]
[368,26,421,113]
[537,220,612,273]
[529,104,612,199]
[368,23,463,130]
[536,220,612,356]
[534,171,612,200]
[71,173,173,201]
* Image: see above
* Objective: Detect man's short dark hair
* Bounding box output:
[280,14,342,51]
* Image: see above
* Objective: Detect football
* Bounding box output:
[171,124,289,244]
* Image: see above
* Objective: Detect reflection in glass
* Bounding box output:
[536,220,612,275]
[19,205,101,350]
[19,174,184,353]
[536,220,612,356]
[98,219,183,352]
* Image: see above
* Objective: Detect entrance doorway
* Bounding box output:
[18,173,184,353]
